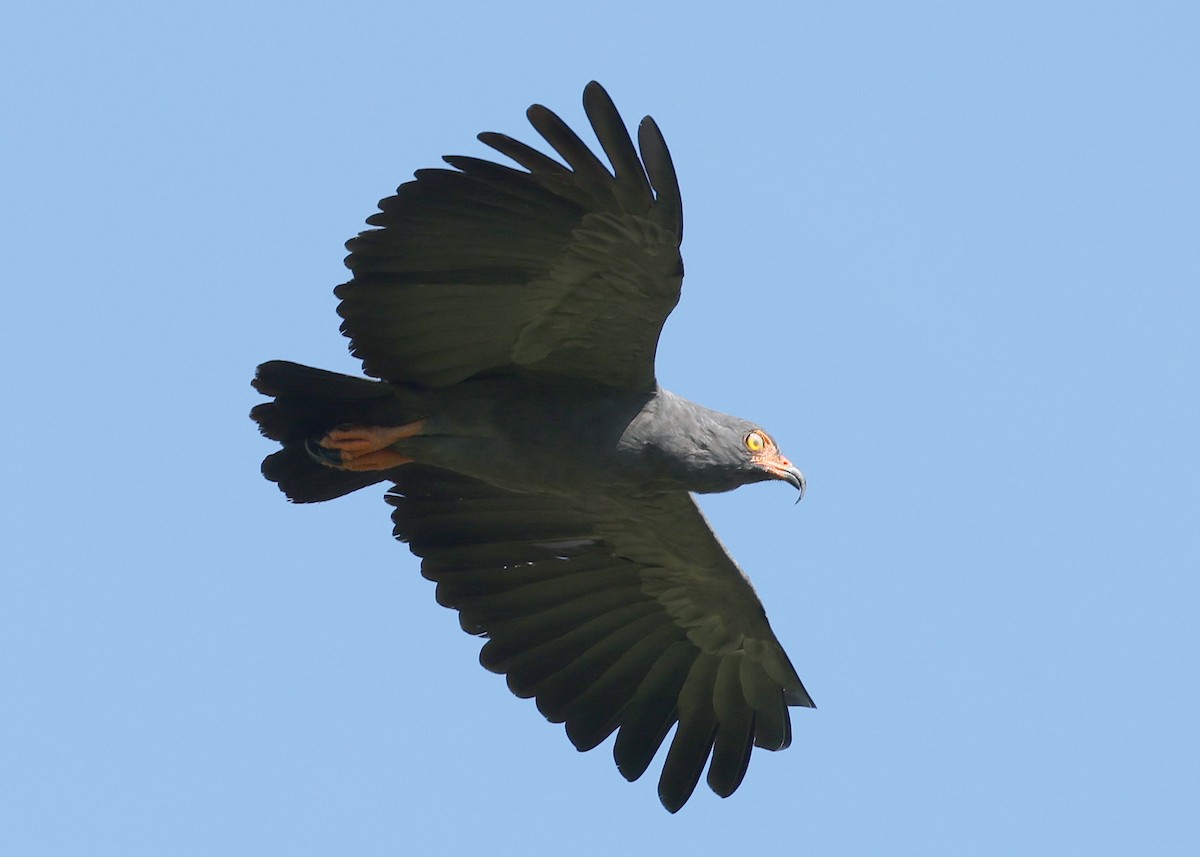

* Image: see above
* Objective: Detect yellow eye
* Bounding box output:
[745,431,766,452]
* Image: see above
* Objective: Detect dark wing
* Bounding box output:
[387,466,812,813]
[337,81,684,391]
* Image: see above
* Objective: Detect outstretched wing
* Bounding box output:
[337,81,684,391]
[387,466,812,813]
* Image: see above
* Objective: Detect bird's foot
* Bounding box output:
[306,420,426,471]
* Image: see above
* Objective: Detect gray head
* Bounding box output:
[620,390,806,497]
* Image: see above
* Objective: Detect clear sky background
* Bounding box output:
[4,2,1198,854]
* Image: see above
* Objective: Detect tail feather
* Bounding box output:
[261,446,397,503]
[250,360,417,503]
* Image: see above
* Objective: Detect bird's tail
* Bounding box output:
[250,360,418,503]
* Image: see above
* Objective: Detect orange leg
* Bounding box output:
[312,420,426,471]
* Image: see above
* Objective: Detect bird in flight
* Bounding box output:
[251,81,813,812]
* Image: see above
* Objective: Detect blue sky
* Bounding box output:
[3,2,1198,854]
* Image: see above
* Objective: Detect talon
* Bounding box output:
[308,420,427,471]
[306,438,345,467]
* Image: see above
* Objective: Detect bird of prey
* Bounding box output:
[251,81,813,812]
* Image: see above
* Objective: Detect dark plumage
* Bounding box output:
[251,82,813,812]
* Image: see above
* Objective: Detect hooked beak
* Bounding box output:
[753,452,807,502]
[781,464,807,503]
